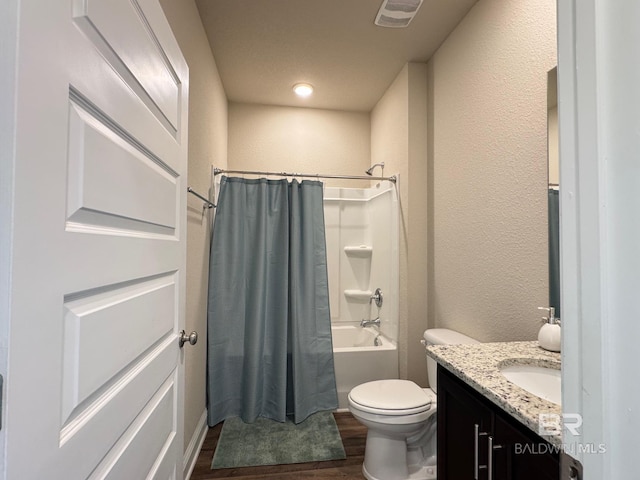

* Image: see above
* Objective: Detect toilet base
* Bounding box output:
[360,428,437,480]
[362,463,437,480]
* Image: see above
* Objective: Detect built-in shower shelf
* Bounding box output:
[344,290,372,302]
[344,245,373,257]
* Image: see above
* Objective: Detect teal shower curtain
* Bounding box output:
[207,176,338,426]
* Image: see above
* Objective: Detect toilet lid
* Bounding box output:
[349,380,432,415]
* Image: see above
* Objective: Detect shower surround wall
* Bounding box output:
[324,181,399,343]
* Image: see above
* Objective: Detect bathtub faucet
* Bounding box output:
[360,317,381,328]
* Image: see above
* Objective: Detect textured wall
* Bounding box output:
[427,0,557,342]
[371,63,429,386]
[227,103,370,188]
[159,0,228,453]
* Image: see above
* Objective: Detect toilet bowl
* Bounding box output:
[348,379,437,480]
[348,328,479,480]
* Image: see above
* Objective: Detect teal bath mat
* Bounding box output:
[211,411,346,469]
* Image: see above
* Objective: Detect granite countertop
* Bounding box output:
[425,341,562,446]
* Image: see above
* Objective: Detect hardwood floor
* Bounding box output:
[190,412,367,480]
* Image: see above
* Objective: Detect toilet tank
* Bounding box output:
[424,328,479,393]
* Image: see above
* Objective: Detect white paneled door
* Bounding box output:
[5,0,188,478]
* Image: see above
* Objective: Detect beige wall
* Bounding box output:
[159,0,228,454]
[427,0,557,342]
[371,63,429,386]
[228,103,370,186]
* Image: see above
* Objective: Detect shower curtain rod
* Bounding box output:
[187,186,215,208]
[213,167,397,183]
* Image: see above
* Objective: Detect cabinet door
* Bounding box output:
[492,411,560,480]
[438,367,493,480]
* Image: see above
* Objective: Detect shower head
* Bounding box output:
[366,162,385,176]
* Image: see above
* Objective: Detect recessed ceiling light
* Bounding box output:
[293,83,314,97]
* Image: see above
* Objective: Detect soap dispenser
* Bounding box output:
[537,307,561,352]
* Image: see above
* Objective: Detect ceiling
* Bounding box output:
[195,0,478,112]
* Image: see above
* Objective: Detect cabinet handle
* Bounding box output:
[488,436,494,479]
[474,424,488,479]
[487,436,503,480]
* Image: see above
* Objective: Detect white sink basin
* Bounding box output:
[499,364,561,405]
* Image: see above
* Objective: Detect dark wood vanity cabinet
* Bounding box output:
[437,364,493,479]
[437,366,559,480]
[491,412,560,480]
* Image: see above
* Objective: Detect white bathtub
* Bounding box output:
[331,325,399,409]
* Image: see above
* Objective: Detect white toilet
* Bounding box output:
[348,328,479,480]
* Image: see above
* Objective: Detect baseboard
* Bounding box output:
[183,409,208,480]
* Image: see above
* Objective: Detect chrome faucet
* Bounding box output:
[360,317,381,328]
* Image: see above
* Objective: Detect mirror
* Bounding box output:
[547,67,560,318]
[547,67,559,187]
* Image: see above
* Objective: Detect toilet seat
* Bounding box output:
[348,379,432,416]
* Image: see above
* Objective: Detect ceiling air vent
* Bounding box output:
[374,0,424,28]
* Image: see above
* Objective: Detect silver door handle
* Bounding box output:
[179,330,198,348]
